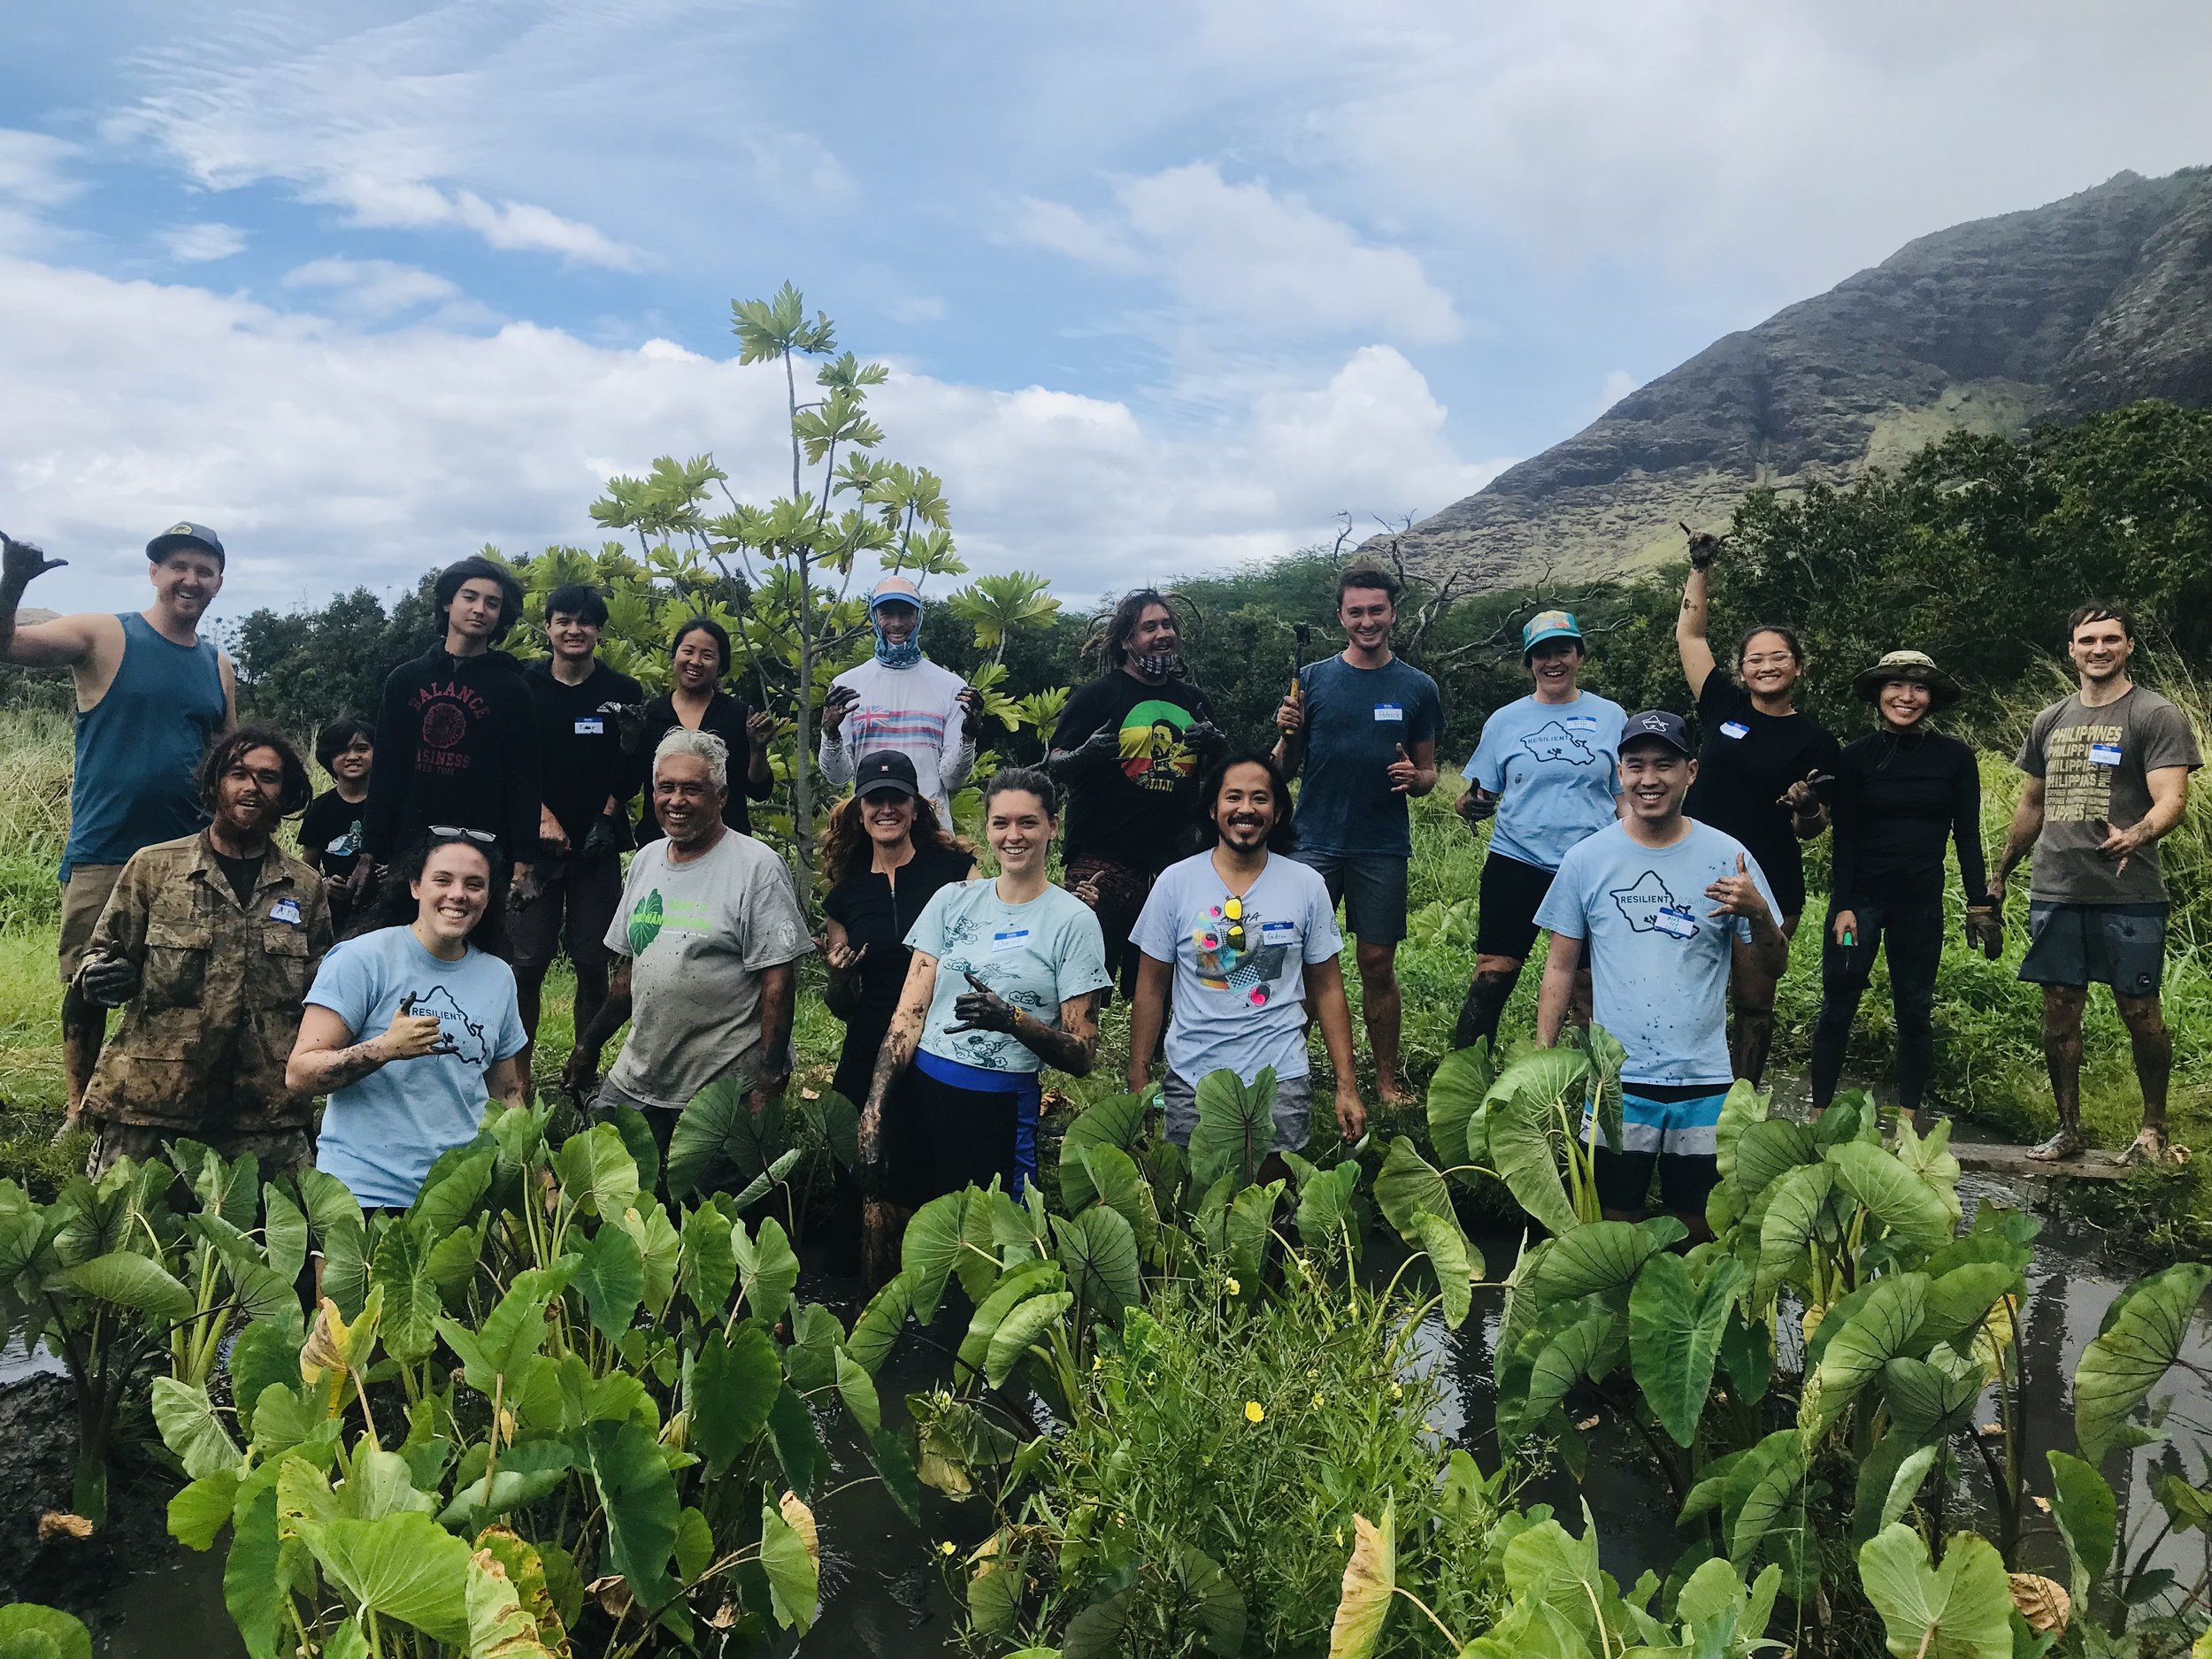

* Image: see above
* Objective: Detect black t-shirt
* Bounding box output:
[212,849,265,909]
[1683,670,1839,913]
[1050,672,1217,872]
[821,843,974,1100]
[297,789,368,885]
[526,659,646,849]
[634,691,776,842]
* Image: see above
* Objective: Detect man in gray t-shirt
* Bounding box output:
[563,731,813,1156]
[1997,605,2201,1164]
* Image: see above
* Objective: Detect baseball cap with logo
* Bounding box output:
[868,572,924,614]
[1620,709,1694,757]
[854,749,921,800]
[147,522,226,566]
[1521,610,1583,653]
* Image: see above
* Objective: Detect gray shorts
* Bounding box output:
[1160,1069,1313,1156]
[1288,849,1409,944]
[2020,902,2168,997]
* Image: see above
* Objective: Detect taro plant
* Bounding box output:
[160,1100,918,1656]
[664,1074,857,1245]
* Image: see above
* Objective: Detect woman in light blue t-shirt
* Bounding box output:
[288,833,529,1210]
[860,768,1110,1217]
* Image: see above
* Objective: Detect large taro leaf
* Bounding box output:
[732,1216,800,1326]
[1730,1428,1809,1568]
[0,1604,91,1659]
[690,1324,781,1475]
[1188,1066,1277,1192]
[782,1302,844,1392]
[1629,1252,1747,1448]
[150,1378,240,1480]
[1425,1046,1496,1173]
[582,1418,680,1617]
[1225,1180,1285,1295]
[901,1192,968,1324]
[438,1440,572,1532]
[437,1260,577,1398]
[1171,1542,1247,1657]
[1504,1511,1609,1643]
[2073,1262,2212,1463]
[412,1147,493,1239]
[1733,1118,1818,1203]
[1858,1525,2013,1659]
[1515,1296,1626,1440]
[1755,1163,1837,1305]
[1893,1116,1963,1223]
[1918,1263,2022,1351]
[2046,1451,2117,1605]
[1851,1434,1939,1546]
[1058,1093,1148,1210]
[296,1510,474,1646]
[678,1202,739,1317]
[1713,1079,1768,1182]
[956,1261,1064,1385]
[843,1271,916,1375]
[224,1483,284,1659]
[168,1470,239,1551]
[1411,1209,1479,1330]
[1052,1208,1141,1325]
[572,1220,645,1343]
[1373,1138,1453,1246]
[1327,1506,1397,1659]
[760,1493,819,1633]
[766,1385,830,1500]
[1809,1273,1930,1433]
[465,1544,560,1659]
[259,1181,307,1285]
[46,1250,192,1325]
[1884,1351,1982,1445]
[664,1075,781,1200]
[1826,1141,1956,1253]
[1079,1141,1160,1257]
[1578,1022,1628,1154]
[1526,1220,1656,1307]
[1484,1049,1586,1235]
[986,1291,1076,1388]
[618,1202,680,1317]
[369,1218,442,1366]
[554,1121,641,1218]
[1293,1160,1364,1263]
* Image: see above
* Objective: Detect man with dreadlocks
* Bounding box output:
[1049,589,1229,998]
[819,572,982,818]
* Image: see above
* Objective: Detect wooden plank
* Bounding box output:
[1952,1144,2133,1181]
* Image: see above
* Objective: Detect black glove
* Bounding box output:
[1185,720,1229,761]
[76,952,140,1009]
[599,700,647,756]
[1052,722,1123,782]
[1963,906,2002,960]
[1683,523,1724,571]
[580,809,628,862]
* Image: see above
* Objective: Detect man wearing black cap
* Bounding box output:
[1532,710,1786,1236]
[1,522,237,1128]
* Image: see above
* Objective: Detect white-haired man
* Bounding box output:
[562,729,811,1155]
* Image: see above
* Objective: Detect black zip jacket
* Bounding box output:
[364,647,541,861]
[1829,726,1992,908]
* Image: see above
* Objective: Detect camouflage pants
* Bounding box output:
[86,1122,314,1179]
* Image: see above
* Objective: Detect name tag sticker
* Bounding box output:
[1654,906,1698,940]
[1261,921,1296,941]
[1564,716,1599,731]
[1720,720,1750,741]
[573,718,605,735]
[1372,703,1404,722]
[268,898,303,926]
[991,929,1031,953]
[2088,742,2123,767]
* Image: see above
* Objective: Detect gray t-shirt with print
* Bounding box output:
[2016,686,2201,904]
[906,879,1111,1073]
[603,832,813,1111]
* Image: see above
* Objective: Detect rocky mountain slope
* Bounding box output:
[1385,166,2212,587]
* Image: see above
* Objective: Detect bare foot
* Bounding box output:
[51,1109,83,1145]
[2117,1126,2172,1167]
[1377,1076,1412,1107]
[2027,1127,2085,1162]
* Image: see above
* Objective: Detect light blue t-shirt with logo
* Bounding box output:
[1533,820,1778,1087]
[908,879,1111,1073]
[1131,850,1343,1085]
[307,926,527,1209]
[1463,691,1627,871]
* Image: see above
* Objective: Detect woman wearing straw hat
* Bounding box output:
[1809,650,2001,1125]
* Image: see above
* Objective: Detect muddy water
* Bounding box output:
[10,1157,2211,1655]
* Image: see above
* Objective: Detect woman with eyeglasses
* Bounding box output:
[859,769,1110,1252]
[634,615,776,842]
[288,829,528,1210]
[1675,529,1839,1083]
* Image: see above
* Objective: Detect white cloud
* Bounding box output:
[1015,163,1462,343]
[1594,369,1639,416]
[0,255,1495,618]
[0,128,84,249]
[157,222,247,262]
[281,256,488,322]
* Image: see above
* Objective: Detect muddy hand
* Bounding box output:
[381,997,446,1061]
[1704,853,1768,920]
[945,971,1020,1035]
[1778,769,1833,812]
[1,531,66,587]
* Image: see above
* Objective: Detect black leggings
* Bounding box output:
[1809,877,1944,1112]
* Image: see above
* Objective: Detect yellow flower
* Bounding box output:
[1390,1383,1403,1401]
[1225,1276,1241,1296]
[939,1540,956,1556]
[1244,1401,1265,1424]
[1311,1391,1326,1409]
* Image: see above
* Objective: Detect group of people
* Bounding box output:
[1,517,2199,1255]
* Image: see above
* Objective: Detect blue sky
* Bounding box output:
[4,0,2210,619]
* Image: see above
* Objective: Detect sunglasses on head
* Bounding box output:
[427,826,499,845]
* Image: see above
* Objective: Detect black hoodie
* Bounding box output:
[363,646,541,861]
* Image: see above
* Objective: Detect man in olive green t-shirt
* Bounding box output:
[1996,605,2201,1164]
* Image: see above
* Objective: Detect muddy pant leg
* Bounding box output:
[1886,890,1946,1118]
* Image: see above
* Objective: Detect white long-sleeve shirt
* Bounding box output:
[817,657,976,813]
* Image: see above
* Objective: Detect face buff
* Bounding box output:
[873,620,923,669]
[1133,649,1183,680]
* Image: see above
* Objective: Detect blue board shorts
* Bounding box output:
[1587,1082,1727,1216]
[2019,902,2167,997]
[1289,849,1409,944]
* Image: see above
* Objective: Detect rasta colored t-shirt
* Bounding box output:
[2016,686,2201,904]
[298,789,368,886]
[1681,672,1839,917]
[602,833,813,1111]
[1052,672,1217,871]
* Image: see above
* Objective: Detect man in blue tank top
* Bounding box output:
[1,523,236,1128]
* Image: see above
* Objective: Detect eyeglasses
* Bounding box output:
[427,826,499,845]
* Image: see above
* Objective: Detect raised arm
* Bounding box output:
[1676,564,1717,700]
[0,533,102,671]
